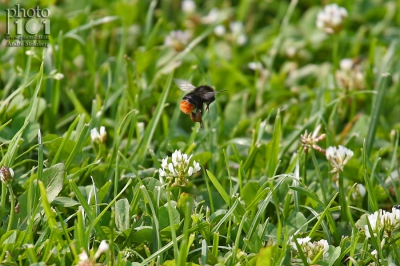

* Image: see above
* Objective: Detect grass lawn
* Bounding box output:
[1,0,400,265]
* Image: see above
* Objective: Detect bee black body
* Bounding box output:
[182,85,216,112]
[174,79,225,128]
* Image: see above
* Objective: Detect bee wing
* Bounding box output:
[198,91,216,100]
[174,79,196,92]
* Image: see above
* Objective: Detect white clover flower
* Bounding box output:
[54,73,64,80]
[230,21,244,34]
[91,126,107,144]
[381,211,396,229]
[164,30,191,52]
[183,153,190,163]
[214,20,247,46]
[0,166,14,184]
[193,161,201,172]
[286,46,297,58]
[300,125,326,153]
[236,34,247,46]
[181,0,196,13]
[247,61,270,84]
[188,166,194,176]
[291,237,329,263]
[325,145,353,174]
[161,157,168,169]
[371,249,378,258]
[315,239,329,260]
[159,169,166,177]
[214,25,226,36]
[90,128,99,141]
[99,240,109,252]
[78,250,89,262]
[291,236,311,251]
[336,58,365,90]
[392,205,400,220]
[340,58,354,72]
[352,183,366,200]
[158,150,201,186]
[364,208,400,238]
[94,240,109,259]
[364,210,380,238]
[229,21,247,46]
[316,4,348,34]
[25,50,41,60]
[248,62,263,71]
[356,183,366,197]
[201,8,219,24]
[168,163,176,176]
[172,153,178,166]
[77,240,109,265]
[164,30,191,46]
[188,161,200,177]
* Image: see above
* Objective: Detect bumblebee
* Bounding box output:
[174,79,226,127]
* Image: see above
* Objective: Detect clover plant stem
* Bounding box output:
[6,184,15,231]
[338,172,348,221]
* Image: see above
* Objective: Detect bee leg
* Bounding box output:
[190,112,197,123]
[199,109,204,128]
[197,116,203,128]
[191,110,203,128]
[205,103,210,112]
[196,110,203,128]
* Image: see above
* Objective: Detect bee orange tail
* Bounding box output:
[180,100,195,114]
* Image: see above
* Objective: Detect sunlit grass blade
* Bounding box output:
[38,181,62,240]
[211,200,239,233]
[64,16,119,37]
[140,185,161,254]
[362,141,378,212]
[65,122,89,170]
[1,64,43,166]
[365,73,391,156]
[206,169,230,204]
[139,222,209,265]
[52,115,80,166]
[68,179,107,239]
[308,193,339,237]
[230,211,248,266]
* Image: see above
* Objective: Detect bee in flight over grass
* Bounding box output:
[174,78,226,128]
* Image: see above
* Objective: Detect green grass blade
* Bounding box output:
[136,73,173,164]
[365,73,391,156]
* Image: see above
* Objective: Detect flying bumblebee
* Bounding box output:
[174,78,226,127]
